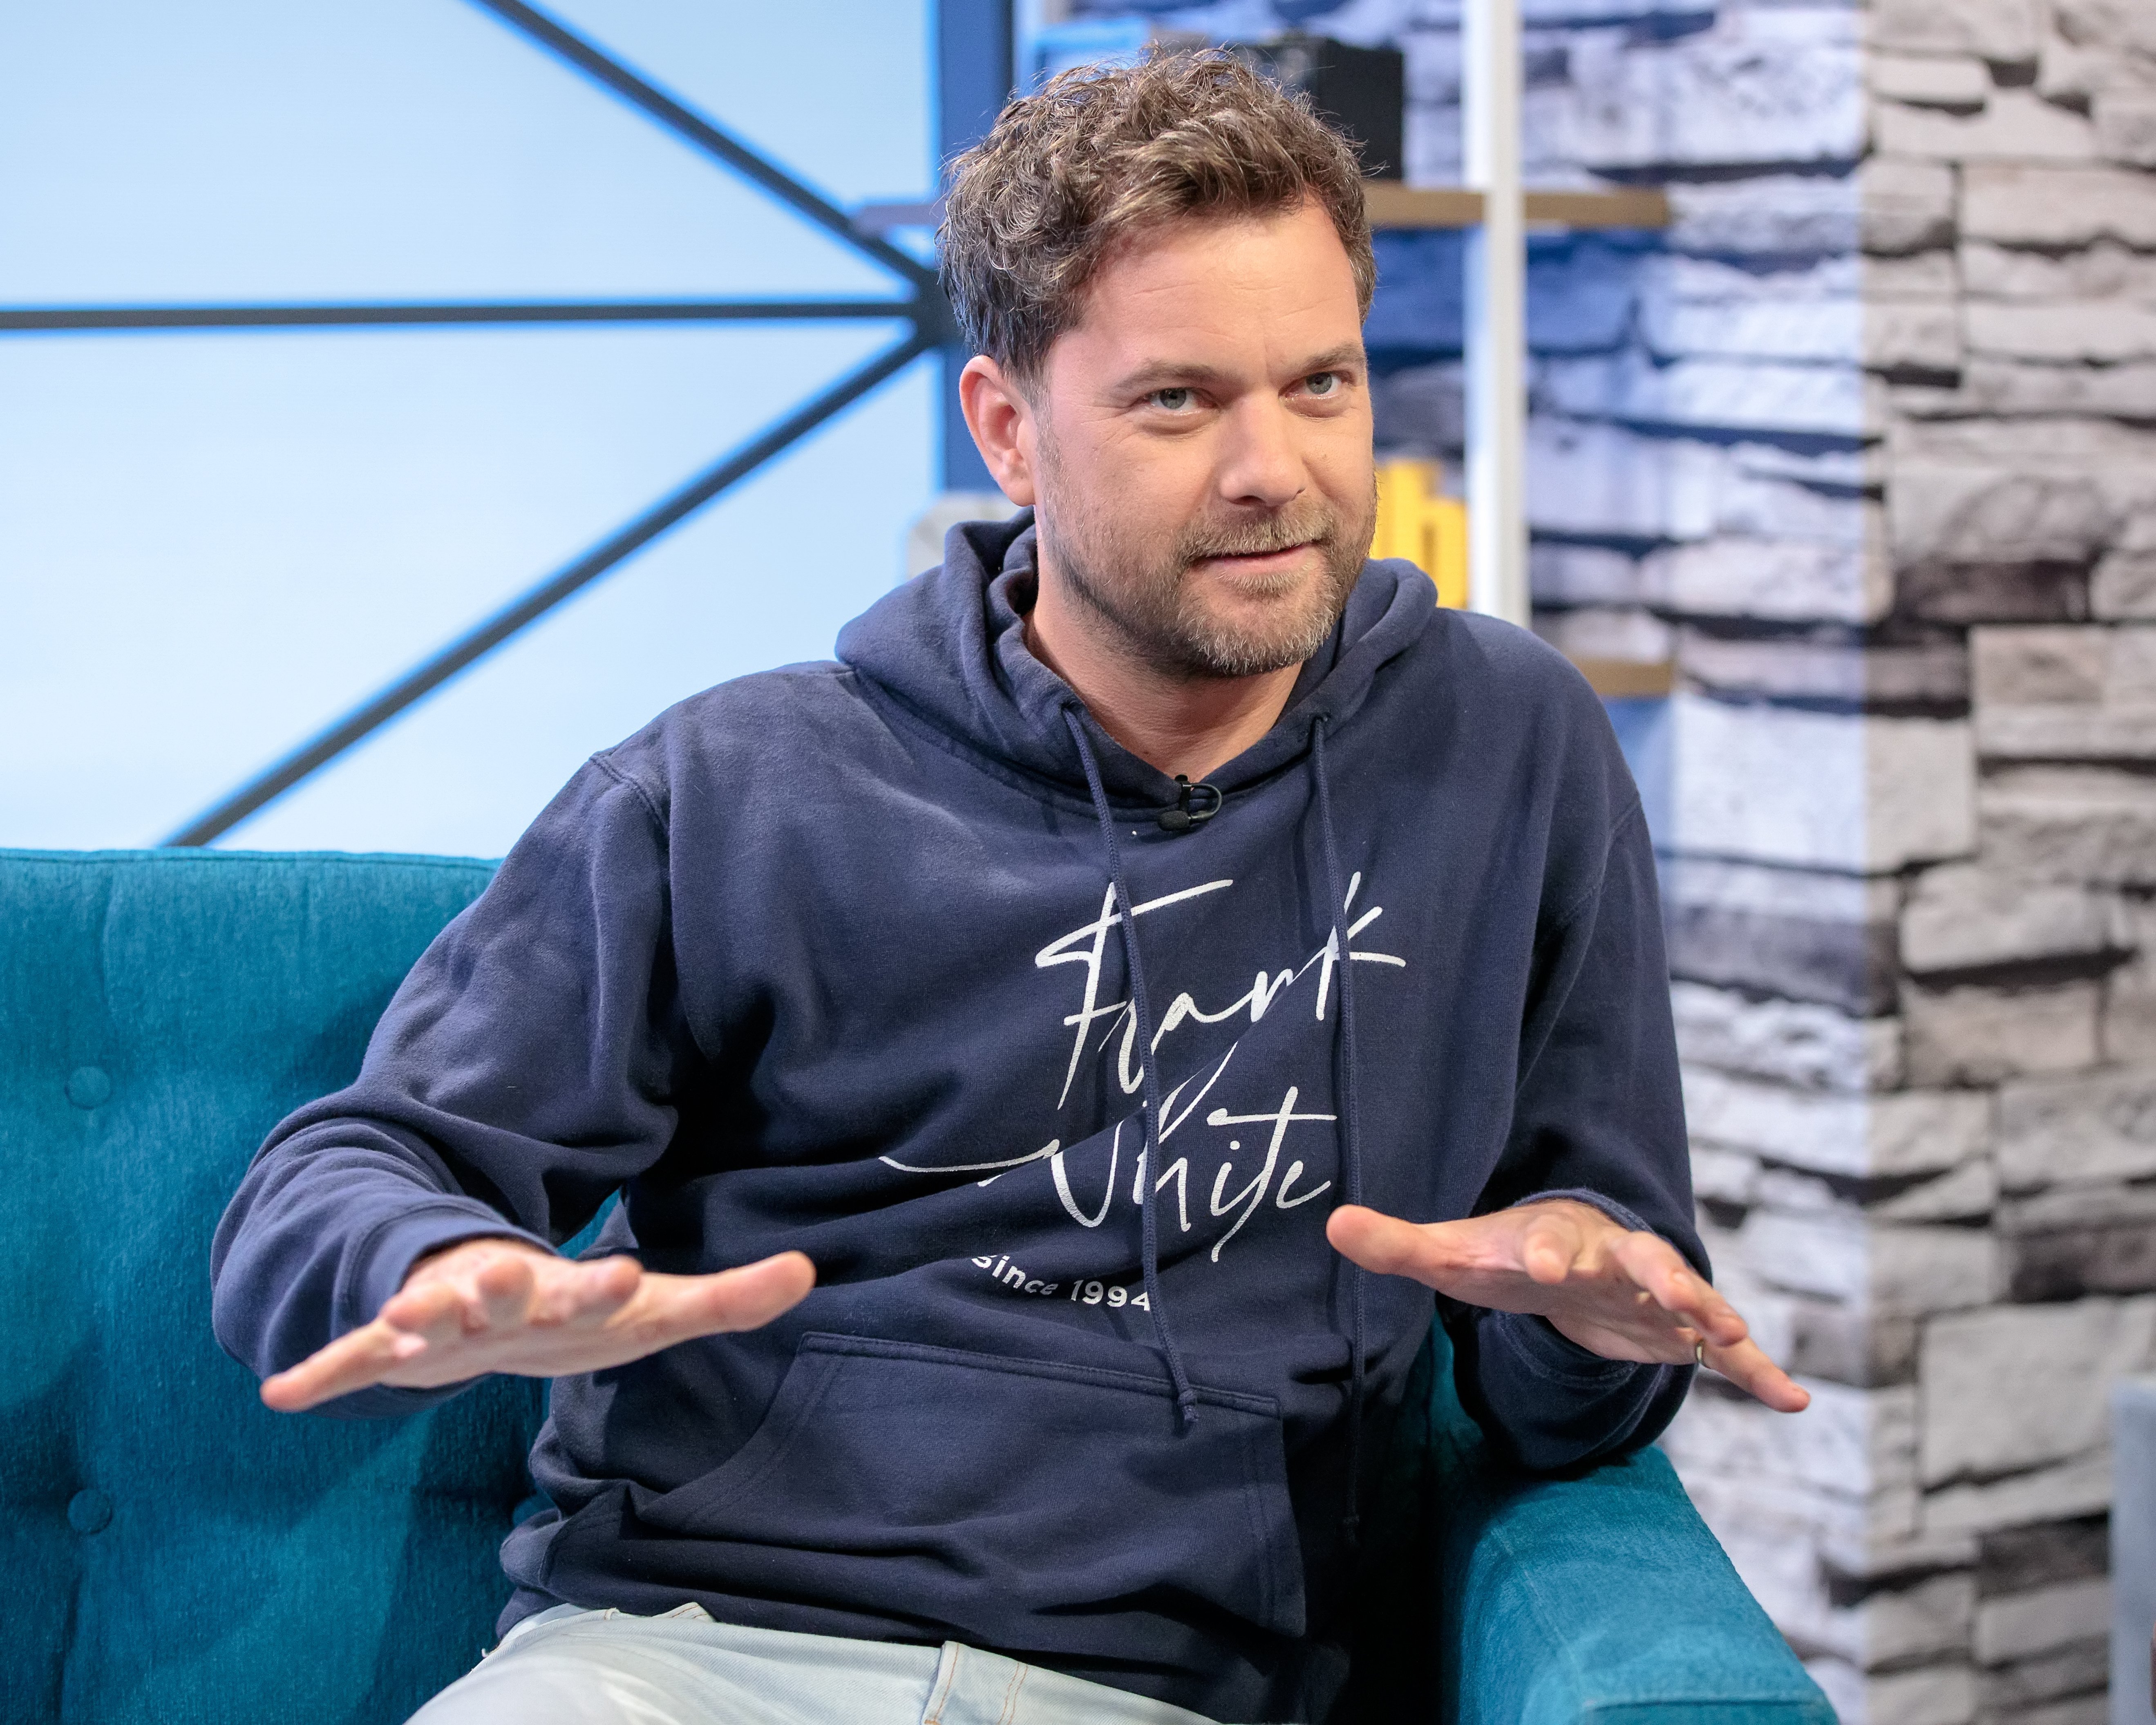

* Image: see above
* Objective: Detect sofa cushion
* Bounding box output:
[0,849,541,1725]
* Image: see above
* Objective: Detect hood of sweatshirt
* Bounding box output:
[216,514,1702,1724]
[835,512,1429,814]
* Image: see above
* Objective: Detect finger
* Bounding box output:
[262,1320,410,1413]
[546,1255,643,1328]
[335,1278,480,1390]
[376,1275,468,1340]
[423,1252,640,1347]
[378,1270,480,1338]
[1516,1208,1588,1286]
[472,1252,542,1332]
[631,1251,816,1347]
[396,1246,634,1333]
[1702,1335,1811,1414]
[1613,1233,1747,1347]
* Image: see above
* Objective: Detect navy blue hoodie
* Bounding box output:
[212,516,1700,1723]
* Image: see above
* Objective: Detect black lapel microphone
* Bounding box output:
[1157,775,1223,834]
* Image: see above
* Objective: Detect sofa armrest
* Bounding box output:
[1431,1345,1837,1725]
[1346,1319,1834,1723]
[1435,1433,1834,1725]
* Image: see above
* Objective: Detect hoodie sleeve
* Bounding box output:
[1451,796,1704,1472]
[210,754,692,1417]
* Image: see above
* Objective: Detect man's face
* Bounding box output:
[1026,199,1376,681]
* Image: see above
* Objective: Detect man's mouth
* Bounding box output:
[1192,538,1321,573]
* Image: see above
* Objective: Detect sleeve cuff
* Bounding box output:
[1487,1308,1641,1386]
[1496,1187,1701,1380]
[300,1203,555,1421]
[344,1201,556,1336]
[1513,1186,1655,1237]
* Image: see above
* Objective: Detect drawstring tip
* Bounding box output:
[1175,1387,1200,1429]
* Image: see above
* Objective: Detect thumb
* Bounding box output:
[660,1250,818,1338]
[1326,1205,1461,1285]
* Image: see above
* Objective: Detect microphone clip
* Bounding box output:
[1157,775,1223,834]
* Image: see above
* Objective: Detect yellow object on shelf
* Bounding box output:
[1371,459,1468,609]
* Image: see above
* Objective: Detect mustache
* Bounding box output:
[1178,506,1342,563]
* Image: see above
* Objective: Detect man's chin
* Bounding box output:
[1050,521,1359,681]
[1163,595,1346,681]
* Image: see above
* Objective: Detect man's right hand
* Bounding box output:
[259,1237,816,1414]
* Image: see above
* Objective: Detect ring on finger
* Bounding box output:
[1693,1338,1707,1370]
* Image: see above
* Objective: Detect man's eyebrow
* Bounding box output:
[1297,342,1368,375]
[1111,359,1233,395]
[1109,343,1369,396]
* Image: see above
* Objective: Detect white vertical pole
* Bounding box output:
[1463,0,1528,627]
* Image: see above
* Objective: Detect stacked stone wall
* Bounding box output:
[1648,6,2154,1721]
[1079,1,2156,1716]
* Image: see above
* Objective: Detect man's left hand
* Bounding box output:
[1327,1199,1809,1414]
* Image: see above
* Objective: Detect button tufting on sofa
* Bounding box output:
[4,849,546,1724]
[64,1065,109,1110]
[65,1489,112,1535]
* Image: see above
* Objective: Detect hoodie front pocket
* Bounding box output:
[635,1331,1306,1641]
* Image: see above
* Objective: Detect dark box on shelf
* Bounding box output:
[1232,35,1406,181]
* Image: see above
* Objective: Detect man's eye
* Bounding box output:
[1305,372,1341,396]
[1148,387,1194,412]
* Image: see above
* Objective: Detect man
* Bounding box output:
[212,50,1804,1725]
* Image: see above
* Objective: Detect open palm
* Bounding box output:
[1328,1198,1808,1413]
[261,1237,815,1414]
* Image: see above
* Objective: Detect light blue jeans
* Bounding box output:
[408,1603,1227,1725]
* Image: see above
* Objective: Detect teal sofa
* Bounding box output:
[1,848,1833,1725]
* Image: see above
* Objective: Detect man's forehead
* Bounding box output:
[1089,201,1355,302]
[1053,202,1364,385]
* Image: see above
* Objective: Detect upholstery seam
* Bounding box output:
[0,849,498,870]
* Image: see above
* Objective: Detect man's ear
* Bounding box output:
[959,355,1038,507]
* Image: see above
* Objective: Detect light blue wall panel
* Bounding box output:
[0,0,935,856]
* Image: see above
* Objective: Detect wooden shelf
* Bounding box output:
[1362,182,1671,230]
[1568,656,1676,699]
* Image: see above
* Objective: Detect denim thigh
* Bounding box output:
[406,1605,1226,1725]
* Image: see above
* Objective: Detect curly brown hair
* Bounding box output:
[939,49,1376,387]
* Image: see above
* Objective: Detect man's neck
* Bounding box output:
[1023,573,1302,785]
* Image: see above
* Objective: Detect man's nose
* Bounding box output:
[1214,397,1306,512]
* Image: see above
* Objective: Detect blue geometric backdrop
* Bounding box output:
[0,0,937,856]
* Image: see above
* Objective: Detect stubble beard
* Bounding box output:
[1036,446,1377,683]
